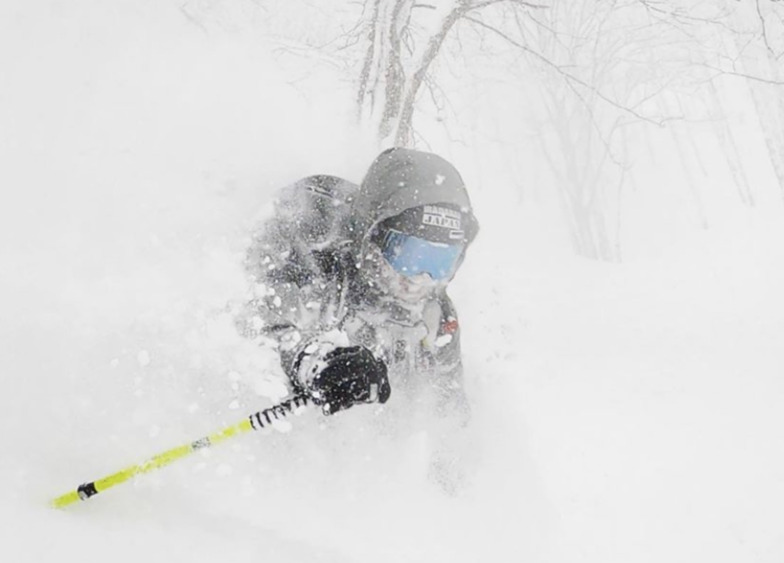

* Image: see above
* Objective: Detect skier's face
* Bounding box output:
[361,245,444,303]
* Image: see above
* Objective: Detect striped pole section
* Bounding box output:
[51,395,310,509]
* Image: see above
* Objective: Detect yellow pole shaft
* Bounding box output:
[51,395,309,509]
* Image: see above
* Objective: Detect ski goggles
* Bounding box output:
[377,229,464,281]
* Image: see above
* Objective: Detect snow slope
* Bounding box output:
[1,2,783,562]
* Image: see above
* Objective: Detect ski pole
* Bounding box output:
[50,394,311,509]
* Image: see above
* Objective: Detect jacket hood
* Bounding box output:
[353,148,479,243]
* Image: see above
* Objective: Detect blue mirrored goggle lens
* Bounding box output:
[380,231,463,281]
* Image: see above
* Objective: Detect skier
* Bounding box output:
[240,148,479,426]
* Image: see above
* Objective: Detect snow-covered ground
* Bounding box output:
[2,2,783,562]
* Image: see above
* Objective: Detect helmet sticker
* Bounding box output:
[422,205,461,230]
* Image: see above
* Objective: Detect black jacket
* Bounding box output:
[240,149,478,416]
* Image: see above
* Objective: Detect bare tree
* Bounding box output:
[722,0,784,199]
[356,0,548,146]
[460,0,715,260]
[188,0,784,259]
[355,0,784,258]
[353,0,728,260]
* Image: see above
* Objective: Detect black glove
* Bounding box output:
[296,345,390,415]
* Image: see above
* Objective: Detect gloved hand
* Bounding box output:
[295,345,390,415]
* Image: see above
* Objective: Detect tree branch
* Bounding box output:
[696,61,784,86]
[469,0,548,11]
[357,0,382,118]
[464,15,669,126]
[755,0,776,56]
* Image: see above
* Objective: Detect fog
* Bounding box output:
[1,2,783,562]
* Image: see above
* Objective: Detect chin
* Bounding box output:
[391,274,441,303]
